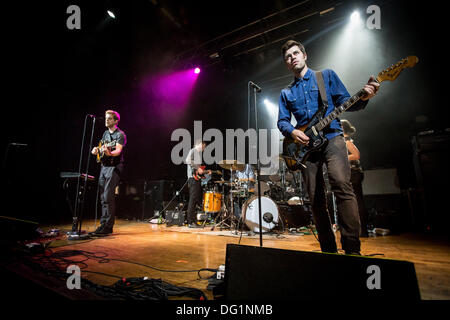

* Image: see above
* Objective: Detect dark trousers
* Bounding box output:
[350,170,369,235]
[98,164,123,231]
[187,178,202,224]
[302,135,361,253]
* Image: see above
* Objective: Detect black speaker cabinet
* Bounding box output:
[225,244,420,300]
[411,129,450,233]
[278,204,312,228]
[165,210,185,226]
[144,180,176,214]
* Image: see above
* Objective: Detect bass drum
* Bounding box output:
[242,195,279,233]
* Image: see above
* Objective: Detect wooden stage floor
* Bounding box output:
[13,219,450,300]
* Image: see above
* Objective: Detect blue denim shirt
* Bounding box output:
[277,68,368,140]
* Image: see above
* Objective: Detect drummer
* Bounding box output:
[233,164,256,193]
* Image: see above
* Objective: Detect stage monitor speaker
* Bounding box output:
[224,244,420,300]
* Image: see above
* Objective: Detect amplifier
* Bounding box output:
[165,210,185,227]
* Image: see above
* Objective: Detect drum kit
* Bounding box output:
[198,158,310,233]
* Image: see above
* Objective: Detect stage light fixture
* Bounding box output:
[107,10,116,19]
[194,67,201,74]
[263,99,277,118]
[350,11,361,26]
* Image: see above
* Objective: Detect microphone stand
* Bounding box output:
[248,81,263,247]
[68,114,97,240]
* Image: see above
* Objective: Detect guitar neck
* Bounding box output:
[313,89,366,132]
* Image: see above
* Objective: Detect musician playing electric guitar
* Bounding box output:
[185,140,207,228]
[90,109,127,235]
[277,40,379,255]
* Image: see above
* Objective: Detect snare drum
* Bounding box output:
[242,195,279,233]
[203,191,222,213]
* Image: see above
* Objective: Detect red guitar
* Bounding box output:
[193,166,222,181]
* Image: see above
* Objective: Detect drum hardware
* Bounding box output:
[204,158,310,234]
[211,160,254,231]
[287,196,304,205]
[210,195,234,230]
[210,161,238,230]
[213,180,236,186]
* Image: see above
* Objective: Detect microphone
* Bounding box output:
[263,212,273,223]
[249,81,262,92]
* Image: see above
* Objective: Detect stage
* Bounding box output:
[3,218,449,301]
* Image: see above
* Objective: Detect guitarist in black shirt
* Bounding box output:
[91,110,127,235]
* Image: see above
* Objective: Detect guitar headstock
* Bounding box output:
[376,56,419,83]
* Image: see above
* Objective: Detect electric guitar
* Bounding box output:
[282,56,419,171]
[193,166,222,181]
[96,140,116,163]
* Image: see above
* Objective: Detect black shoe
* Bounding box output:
[89,226,104,235]
[188,222,203,229]
[345,251,361,256]
[91,228,113,236]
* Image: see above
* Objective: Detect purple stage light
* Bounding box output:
[194,67,201,74]
[139,68,201,126]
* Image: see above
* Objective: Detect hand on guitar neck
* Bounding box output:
[360,76,380,101]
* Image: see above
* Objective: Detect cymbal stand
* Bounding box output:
[211,169,234,230]
[280,160,287,201]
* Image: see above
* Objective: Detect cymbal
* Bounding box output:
[213,180,235,185]
[218,160,245,171]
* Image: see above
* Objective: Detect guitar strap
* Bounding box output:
[315,71,329,119]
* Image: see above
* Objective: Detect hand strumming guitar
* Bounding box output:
[291,129,310,145]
